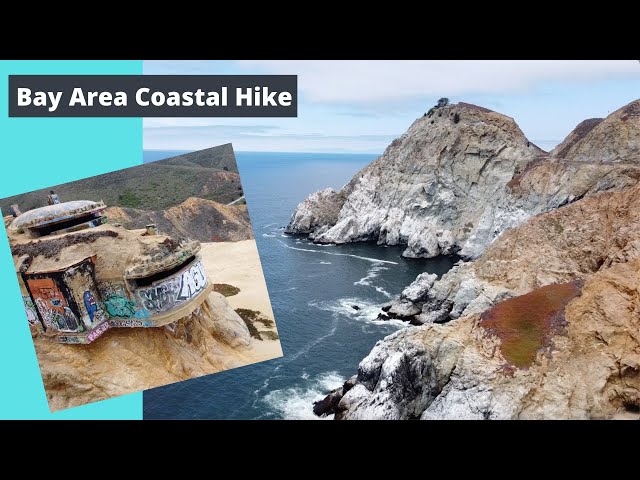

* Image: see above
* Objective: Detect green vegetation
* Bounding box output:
[213,283,241,297]
[235,308,263,340]
[118,190,143,208]
[234,308,278,341]
[0,144,243,214]
[480,281,582,368]
[437,97,449,108]
[426,97,450,118]
[255,317,274,328]
[261,331,280,341]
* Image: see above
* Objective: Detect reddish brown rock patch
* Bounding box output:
[480,280,583,368]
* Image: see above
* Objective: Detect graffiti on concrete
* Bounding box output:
[98,281,127,298]
[83,291,98,321]
[134,308,150,319]
[31,285,81,333]
[64,258,105,328]
[86,321,110,343]
[177,261,207,301]
[98,281,150,319]
[104,295,137,318]
[136,260,208,313]
[23,296,38,325]
[137,284,179,313]
[109,319,144,328]
[58,336,83,344]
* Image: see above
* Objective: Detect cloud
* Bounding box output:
[236,60,639,104]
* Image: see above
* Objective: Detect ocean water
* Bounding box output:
[142,151,458,419]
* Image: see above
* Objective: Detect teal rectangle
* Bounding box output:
[0,60,143,419]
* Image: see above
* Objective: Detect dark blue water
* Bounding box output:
[142,151,457,419]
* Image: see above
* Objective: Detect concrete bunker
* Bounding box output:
[9,200,213,345]
[12,200,107,238]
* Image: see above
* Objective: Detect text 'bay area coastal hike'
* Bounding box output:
[287,98,640,419]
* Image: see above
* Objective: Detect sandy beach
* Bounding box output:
[200,240,282,362]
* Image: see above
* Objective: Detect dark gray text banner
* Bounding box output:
[9,75,298,117]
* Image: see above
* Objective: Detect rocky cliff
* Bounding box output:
[309,99,640,420]
[335,258,640,419]
[288,102,542,258]
[288,100,640,260]
[36,292,255,412]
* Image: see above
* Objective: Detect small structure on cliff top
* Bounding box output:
[9,200,212,345]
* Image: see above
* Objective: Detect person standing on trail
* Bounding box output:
[47,190,60,205]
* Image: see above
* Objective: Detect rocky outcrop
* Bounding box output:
[550,118,603,158]
[286,188,347,237]
[335,259,640,419]
[313,375,357,417]
[288,103,542,257]
[289,100,640,260]
[36,292,253,412]
[560,100,640,163]
[381,181,640,326]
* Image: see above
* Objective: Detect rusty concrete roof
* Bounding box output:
[12,200,106,230]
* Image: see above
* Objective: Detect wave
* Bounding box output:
[308,296,406,329]
[277,240,398,264]
[354,264,392,298]
[262,233,276,238]
[262,371,345,420]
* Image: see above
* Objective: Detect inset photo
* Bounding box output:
[1,144,282,412]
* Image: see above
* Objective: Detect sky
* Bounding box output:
[143,60,640,154]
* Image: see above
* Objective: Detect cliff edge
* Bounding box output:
[37,292,254,412]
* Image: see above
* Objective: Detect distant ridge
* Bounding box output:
[0,144,243,213]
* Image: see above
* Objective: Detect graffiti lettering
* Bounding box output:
[86,321,110,343]
[137,284,177,313]
[58,336,83,344]
[34,298,52,328]
[134,308,150,319]
[34,297,80,332]
[23,296,38,325]
[109,319,144,328]
[104,295,137,318]
[136,260,208,313]
[177,262,207,301]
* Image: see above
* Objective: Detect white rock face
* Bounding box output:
[288,103,542,257]
[400,272,437,303]
[288,100,640,260]
[286,188,347,237]
[206,292,251,348]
